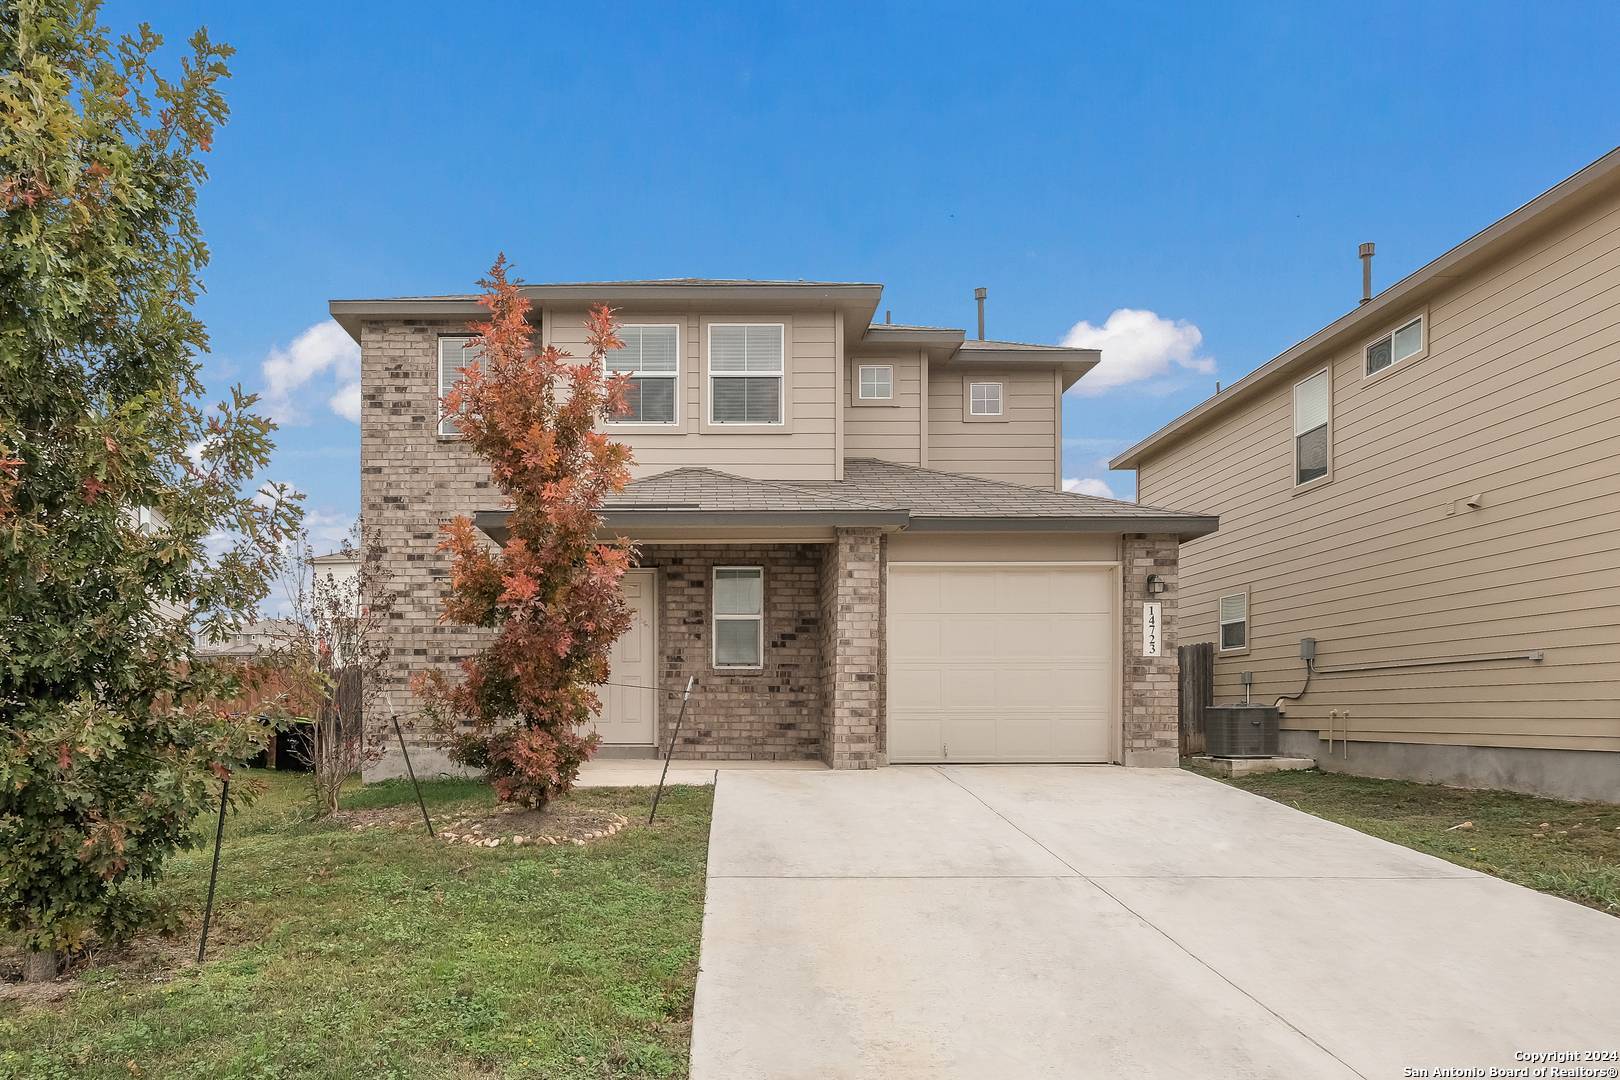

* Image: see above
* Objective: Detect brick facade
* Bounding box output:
[1121,533,1180,767]
[818,528,885,768]
[360,319,498,779]
[640,543,825,761]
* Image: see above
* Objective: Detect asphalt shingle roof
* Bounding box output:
[605,468,903,514]
[801,459,1204,523]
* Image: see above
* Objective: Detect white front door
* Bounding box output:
[887,564,1116,763]
[589,569,658,746]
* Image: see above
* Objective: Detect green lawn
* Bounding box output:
[0,770,714,1079]
[1184,761,1620,915]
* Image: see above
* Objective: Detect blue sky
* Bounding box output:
[105,0,1620,539]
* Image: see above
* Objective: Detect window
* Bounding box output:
[969,381,1003,416]
[709,324,784,425]
[1219,592,1248,651]
[608,324,679,424]
[438,336,485,435]
[713,567,763,668]
[1365,316,1423,376]
[1293,369,1329,485]
[858,365,893,400]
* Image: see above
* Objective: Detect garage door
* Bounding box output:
[887,564,1115,763]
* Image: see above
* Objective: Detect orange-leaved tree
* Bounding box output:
[413,256,636,807]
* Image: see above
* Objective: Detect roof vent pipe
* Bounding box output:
[1359,242,1375,305]
[886,310,891,324]
[975,287,987,340]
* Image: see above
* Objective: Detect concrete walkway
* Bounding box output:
[692,765,1620,1079]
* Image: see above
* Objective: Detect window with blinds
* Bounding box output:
[608,324,680,424]
[438,336,485,436]
[1293,369,1329,485]
[709,324,784,425]
[1219,592,1248,651]
[713,566,764,667]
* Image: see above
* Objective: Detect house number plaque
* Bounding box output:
[1142,602,1162,657]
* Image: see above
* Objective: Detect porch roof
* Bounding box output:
[472,461,1218,542]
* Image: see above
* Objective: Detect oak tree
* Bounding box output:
[414,257,635,808]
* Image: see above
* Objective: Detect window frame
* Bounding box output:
[1218,590,1250,654]
[712,565,765,670]
[701,317,792,432]
[856,364,895,402]
[1292,366,1332,490]
[1362,310,1430,381]
[962,377,1007,422]
[437,335,482,437]
[605,322,683,428]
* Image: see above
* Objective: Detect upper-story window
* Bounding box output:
[858,365,893,400]
[438,336,485,436]
[970,381,1003,416]
[608,324,680,424]
[1293,368,1329,485]
[709,323,784,425]
[1365,315,1423,376]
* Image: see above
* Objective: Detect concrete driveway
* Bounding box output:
[691,765,1620,1079]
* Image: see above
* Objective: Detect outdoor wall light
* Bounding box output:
[1145,574,1168,595]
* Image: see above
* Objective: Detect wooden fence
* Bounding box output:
[1177,641,1214,757]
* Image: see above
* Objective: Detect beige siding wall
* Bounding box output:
[928,364,1060,488]
[1138,193,1620,755]
[843,351,923,466]
[549,308,840,482]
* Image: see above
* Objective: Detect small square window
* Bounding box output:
[969,382,1003,416]
[713,567,763,668]
[1366,316,1423,376]
[858,365,893,400]
[1219,592,1248,651]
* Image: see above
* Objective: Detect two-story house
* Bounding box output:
[332,280,1217,777]
[1111,147,1620,803]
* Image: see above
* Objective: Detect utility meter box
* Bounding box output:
[1204,703,1281,759]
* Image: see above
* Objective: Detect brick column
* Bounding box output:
[819,528,884,769]
[1122,533,1180,767]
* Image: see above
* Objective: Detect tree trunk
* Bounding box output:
[22,949,58,983]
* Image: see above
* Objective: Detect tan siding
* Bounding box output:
[1137,191,1620,755]
[927,365,1059,488]
[550,308,840,481]
[843,353,923,465]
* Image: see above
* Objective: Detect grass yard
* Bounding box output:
[1184,761,1620,916]
[0,770,714,1079]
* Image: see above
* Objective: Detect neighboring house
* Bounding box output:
[330,280,1217,778]
[1110,147,1620,803]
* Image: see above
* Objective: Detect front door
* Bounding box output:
[589,568,658,746]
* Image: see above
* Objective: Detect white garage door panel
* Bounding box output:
[888,565,1116,763]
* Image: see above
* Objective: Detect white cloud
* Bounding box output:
[261,320,361,424]
[329,381,363,423]
[1061,309,1215,397]
[1063,477,1116,499]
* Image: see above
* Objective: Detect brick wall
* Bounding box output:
[360,319,497,779]
[819,528,885,769]
[1122,532,1180,767]
[640,543,825,761]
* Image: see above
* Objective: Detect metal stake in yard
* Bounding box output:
[648,676,696,825]
[388,698,435,838]
[197,774,229,964]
